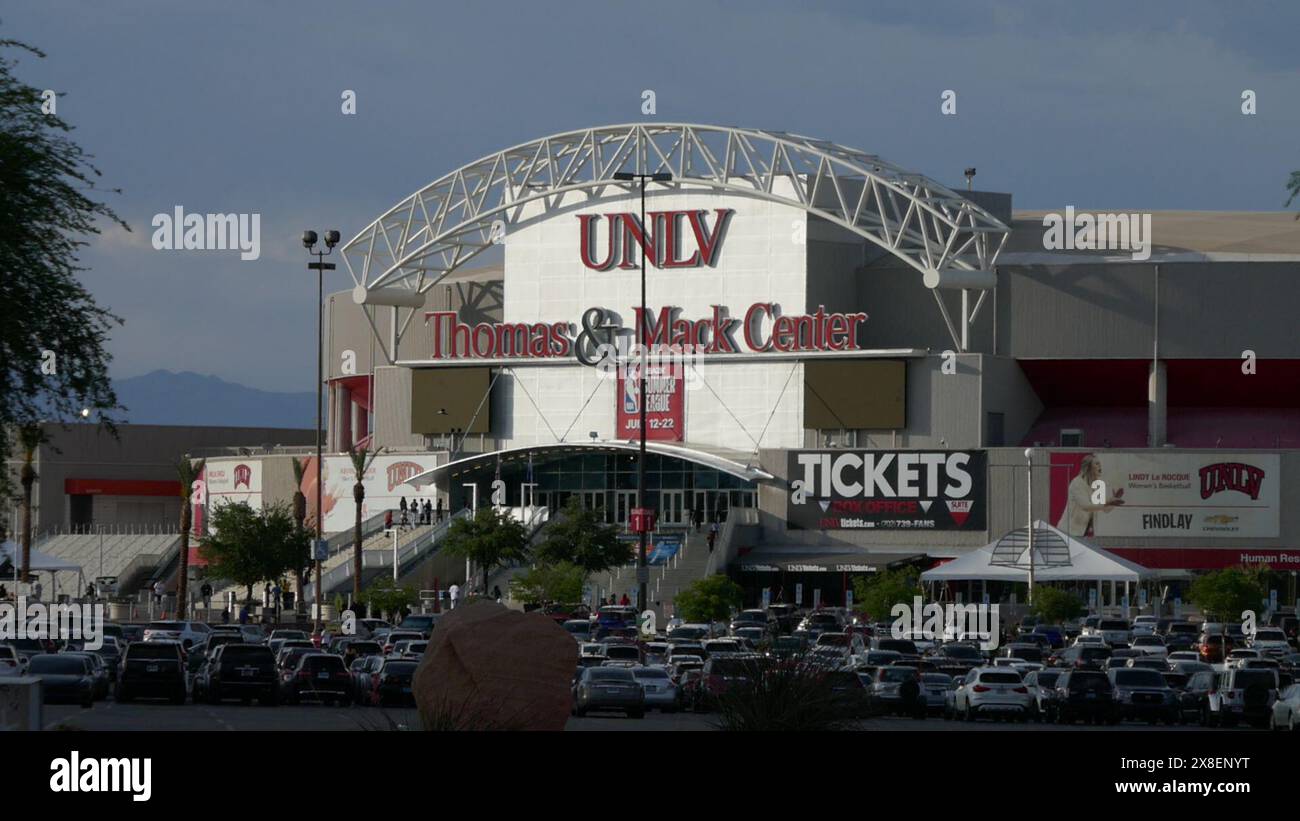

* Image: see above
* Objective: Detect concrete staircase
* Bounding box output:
[590,528,714,618]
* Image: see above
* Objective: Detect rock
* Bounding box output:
[413,599,577,730]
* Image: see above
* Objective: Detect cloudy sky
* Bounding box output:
[7,1,1299,392]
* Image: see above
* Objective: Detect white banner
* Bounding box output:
[206,458,263,514]
[319,453,439,533]
[1051,451,1280,538]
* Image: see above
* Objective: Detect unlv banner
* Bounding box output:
[1049,451,1280,538]
[787,450,987,531]
[616,362,684,441]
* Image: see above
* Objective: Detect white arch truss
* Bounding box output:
[342,123,1010,353]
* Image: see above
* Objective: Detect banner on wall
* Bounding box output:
[205,459,263,527]
[787,450,987,530]
[616,362,684,442]
[1049,451,1280,538]
[302,453,439,534]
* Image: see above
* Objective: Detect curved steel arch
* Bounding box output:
[341,123,1009,297]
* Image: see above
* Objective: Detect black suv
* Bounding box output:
[117,641,186,704]
[1052,670,1115,724]
[281,652,352,705]
[1109,667,1178,724]
[195,644,277,705]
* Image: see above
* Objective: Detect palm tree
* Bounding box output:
[17,424,46,584]
[347,445,383,606]
[176,455,205,619]
[290,457,308,610]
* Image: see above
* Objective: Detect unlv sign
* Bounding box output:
[579,208,733,270]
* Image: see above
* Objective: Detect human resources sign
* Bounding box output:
[788,450,987,531]
[1049,451,1280,538]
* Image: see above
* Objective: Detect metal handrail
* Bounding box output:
[305,508,470,598]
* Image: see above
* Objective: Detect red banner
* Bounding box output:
[616,363,684,441]
[1107,547,1300,570]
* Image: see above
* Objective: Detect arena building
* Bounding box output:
[222,123,1300,610]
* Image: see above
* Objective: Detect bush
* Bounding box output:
[675,575,743,623]
[714,659,859,731]
[1031,586,1084,623]
[851,568,918,621]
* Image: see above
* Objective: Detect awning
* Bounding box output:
[735,550,928,574]
[406,440,773,487]
[0,540,85,574]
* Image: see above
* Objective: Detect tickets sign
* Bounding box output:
[787,450,987,531]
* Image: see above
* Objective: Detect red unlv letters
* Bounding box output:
[579,209,733,270]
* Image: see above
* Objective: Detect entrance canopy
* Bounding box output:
[920,521,1153,583]
[406,440,773,487]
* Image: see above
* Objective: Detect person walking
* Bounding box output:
[270,582,281,617]
[448,582,460,610]
[619,592,630,606]
[693,507,703,533]
[436,497,444,523]
[492,584,502,603]
[200,581,213,612]
[707,521,718,553]
[385,509,393,530]
[399,508,410,531]
[152,579,164,610]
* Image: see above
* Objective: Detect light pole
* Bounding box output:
[1024,447,1036,606]
[304,229,340,636]
[613,170,671,614]
[463,481,478,590]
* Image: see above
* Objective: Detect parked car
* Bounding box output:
[1131,635,1168,657]
[949,667,1031,722]
[1270,682,1300,731]
[363,657,419,706]
[1204,668,1279,728]
[117,640,186,704]
[26,654,96,707]
[1173,669,1216,723]
[194,644,278,705]
[1052,670,1115,724]
[631,665,679,711]
[1023,669,1063,721]
[572,666,645,718]
[1051,645,1111,670]
[392,640,427,658]
[397,613,439,637]
[1109,667,1178,724]
[281,652,353,705]
[141,620,211,649]
[59,651,110,700]
[1096,619,1133,648]
[867,665,924,717]
[766,635,808,660]
[1250,628,1292,658]
[698,655,762,708]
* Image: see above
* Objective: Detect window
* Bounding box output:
[1060,428,1084,447]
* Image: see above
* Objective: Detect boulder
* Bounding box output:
[413,599,577,730]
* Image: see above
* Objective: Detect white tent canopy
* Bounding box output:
[0,539,85,575]
[921,520,1152,584]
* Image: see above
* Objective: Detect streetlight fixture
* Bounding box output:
[612,170,672,614]
[304,228,340,637]
[462,481,478,592]
[385,527,399,582]
[1024,447,1036,605]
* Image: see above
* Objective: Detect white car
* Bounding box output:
[1131,616,1159,636]
[1167,650,1200,663]
[1131,635,1168,657]
[1250,628,1292,658]
[1226,649,1262,668]
[1096,619,1133,647]
[142,620,212,648]
[1073,634,1108,648]
[950,667,1032,721]
[1270,683,1300,731]
[994,657,1043,674]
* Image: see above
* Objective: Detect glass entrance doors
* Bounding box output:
[659,490,686,526]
